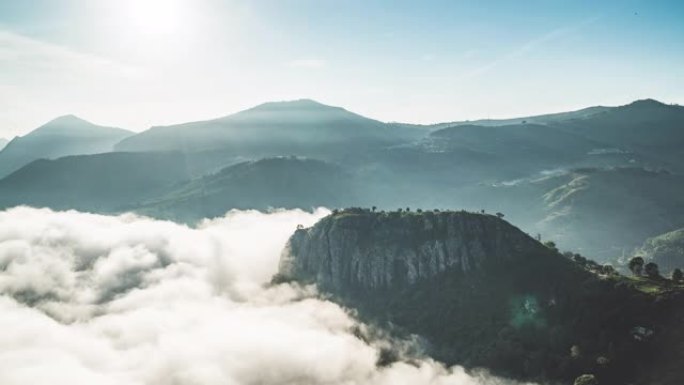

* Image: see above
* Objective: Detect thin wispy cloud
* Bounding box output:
[0,29,144,137]
[0,29,140,79]
[288,58,327,69]
[458,16,602,81]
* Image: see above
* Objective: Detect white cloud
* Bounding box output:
[457,17,601,81]
[0,206,531,385]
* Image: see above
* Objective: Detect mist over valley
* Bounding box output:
[2,1,684,383]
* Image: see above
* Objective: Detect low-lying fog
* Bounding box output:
[0,206,531,385]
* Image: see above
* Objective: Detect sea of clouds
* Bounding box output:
[0,206,531,385]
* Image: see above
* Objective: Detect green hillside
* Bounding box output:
[0,152,190,212]
[137,157,357,221]
[279,208,684,384]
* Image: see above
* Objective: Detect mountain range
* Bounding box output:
[1,98,683,269]
[115,99,419,152]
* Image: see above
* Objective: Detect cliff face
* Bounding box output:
[278,209,547,292]
[277,208,684,385]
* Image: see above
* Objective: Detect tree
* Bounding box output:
[644,262,660,278]
[672,268,683,283]
[543,241,558,252]
[371,206,377,212]
[573,253,587,264]
[405,207,410,212]
[628,257,645,276]
[601,264,616,276]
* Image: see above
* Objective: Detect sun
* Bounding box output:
[123,0,188,36]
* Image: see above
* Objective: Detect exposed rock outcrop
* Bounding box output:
[278,208,547,292]
[276,208,684,385]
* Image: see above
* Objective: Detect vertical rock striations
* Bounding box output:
[276,208,684,385]
[278,208,547,293]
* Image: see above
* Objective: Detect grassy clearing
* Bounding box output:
[610,275,684,295]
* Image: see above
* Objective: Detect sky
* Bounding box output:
[0,0,683,137]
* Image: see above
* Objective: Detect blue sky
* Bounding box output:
[0,0,682,136]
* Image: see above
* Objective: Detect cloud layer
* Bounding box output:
[0,206,528,385]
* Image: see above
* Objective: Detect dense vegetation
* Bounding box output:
[136,157,357,222]
[0,152,190,212]
[289,208,684,385]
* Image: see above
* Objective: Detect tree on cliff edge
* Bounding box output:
[628,257,644,276]
[644,262,660,279]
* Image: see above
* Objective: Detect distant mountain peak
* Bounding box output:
[247,99,336,112]
[625,98,667,108]
[33,115,98,134]
[285,98,324,106]
[0,115,132,178]
[29,115,130,137]
[45,114,91,126]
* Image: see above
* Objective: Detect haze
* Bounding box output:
[1,0,683,137]
[3,2,684,384]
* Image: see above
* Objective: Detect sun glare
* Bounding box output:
[123,0,187,36]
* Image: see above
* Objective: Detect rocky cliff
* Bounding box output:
[278,208,548,292]
[277,208,684,385]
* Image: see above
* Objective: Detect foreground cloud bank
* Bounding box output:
[0,207,529,385]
